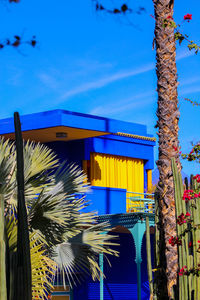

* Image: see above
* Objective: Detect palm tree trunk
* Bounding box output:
[153,0,181,299]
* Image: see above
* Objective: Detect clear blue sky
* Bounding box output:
[0,0,200,175]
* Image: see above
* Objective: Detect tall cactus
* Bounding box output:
[0,195,7,300]
[146,216,154,299]
[13,112,32,300]
[172,158,200,300]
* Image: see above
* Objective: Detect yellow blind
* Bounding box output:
[90,153,144,193]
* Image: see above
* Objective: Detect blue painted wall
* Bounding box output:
[73,231,155,300]
[84,136,154,169]
[46,140,85,167]
[85,186,127,215]
[45,136,154,216]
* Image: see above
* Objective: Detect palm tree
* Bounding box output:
[153,0,181,299]
[0,138,118,299]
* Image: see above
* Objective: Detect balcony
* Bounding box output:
[126,192,154,214]
[85,187,154,215]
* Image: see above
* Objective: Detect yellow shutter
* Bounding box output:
[90,153,144,193]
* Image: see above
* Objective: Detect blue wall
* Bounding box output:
[85,186,127,215]
[84,136,154,170]
[45,138,154,216]
[46,140,85,167]
[73,231,155,300]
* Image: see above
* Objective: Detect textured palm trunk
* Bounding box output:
[153,0,181,299]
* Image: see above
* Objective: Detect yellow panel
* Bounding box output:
[90,153,144,191]
[147,169,152,193]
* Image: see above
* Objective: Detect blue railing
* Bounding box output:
[126,192,155,214]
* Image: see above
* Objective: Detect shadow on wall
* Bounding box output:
[92,160,102,181]
[73,226,154,300]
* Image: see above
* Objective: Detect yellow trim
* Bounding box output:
[147,170,152,193]
[115,132,156,141]
[1,126,110,143]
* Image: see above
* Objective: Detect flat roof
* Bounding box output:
[0,109,154,143]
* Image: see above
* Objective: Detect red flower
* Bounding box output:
[189,241,192,248]
[169,236,182,246]
[179,267,185,276]
[167,15,173,20]
[183,189,196,202]
[193,174,200,183]
[185,212,191,217]
[184,14,192,21]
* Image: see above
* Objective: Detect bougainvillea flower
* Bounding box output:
[184,14,192,21]
[177,212,191,225]
[169,236,182,246]
[182,189,199,202]
[179,267,185,276]
[193,174,200,183]
[166,15,173,20]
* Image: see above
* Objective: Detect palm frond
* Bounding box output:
[0,138,16,203]
[52,223,119,286]
[1,137,119,290]
[30,232,57,300]
[24,141,58,180]
[6,214,56,299]
[54,162,89,195]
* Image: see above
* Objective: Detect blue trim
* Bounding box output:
[84,136,155,169]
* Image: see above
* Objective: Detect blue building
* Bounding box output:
[0,109,156,300]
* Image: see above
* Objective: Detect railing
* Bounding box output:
[126,192,155,214]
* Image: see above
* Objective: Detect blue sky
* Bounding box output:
[0,0,200,175]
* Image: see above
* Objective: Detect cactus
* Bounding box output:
[0,195,7,300]
[13,112,32,300]
[172,158,190,300]
[172,158,200,300]
[146,216,154,299]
